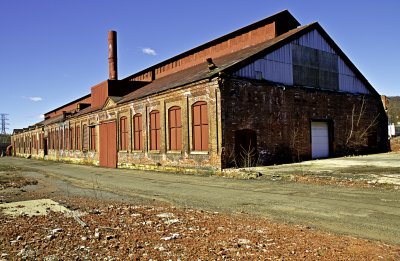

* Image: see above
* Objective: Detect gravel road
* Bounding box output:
[1,156,399,244]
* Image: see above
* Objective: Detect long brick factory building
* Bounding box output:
[12,10,388,172]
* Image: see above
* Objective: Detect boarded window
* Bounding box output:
[65,128,69,150]
[192,101,209,151]
[169,106,182,150]
[60,129,64,150]
[51,130,54,149]
[133,114,143,151]
[76,126,81,150]
[90,126,96,151]
[82,124,88,151]
[292,44,338,90]
[39,133,42,150]
[120,117,128,151]
[55,130,59,150]
[70,127,74,150]
[149,110,161,150]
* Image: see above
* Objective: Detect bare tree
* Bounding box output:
[289,125,302,162]
[238,141,258,168]
[345,96,380,151]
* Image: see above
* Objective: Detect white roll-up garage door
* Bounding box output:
[311,121,329,159]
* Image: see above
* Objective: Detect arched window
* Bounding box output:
[149,110,161,150]
[192,101,208,151]
[168,106,182,150]
[133,114,143,151]
[120,117,128,150]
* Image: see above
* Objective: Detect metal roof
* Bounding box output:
[118,21,379,105]
[122,10,300,82]
[118,24,312,104]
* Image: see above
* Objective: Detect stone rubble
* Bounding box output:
[1,196,399,260]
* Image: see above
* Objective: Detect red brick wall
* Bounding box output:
[220,78,388,167]
[129,23,277,82]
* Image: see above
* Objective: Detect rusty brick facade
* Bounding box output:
[11,10,388,173]
[220,78,388,168]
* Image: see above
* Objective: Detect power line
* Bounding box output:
[0,113,9,134]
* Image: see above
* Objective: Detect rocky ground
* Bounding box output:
[0,166,37,190]
[1,173,399,260]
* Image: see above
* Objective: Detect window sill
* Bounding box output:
[167,150,182,154]
[119,150,128,153]
[132,150,144,153]
[190,151,209,155]
[149,150,161,154]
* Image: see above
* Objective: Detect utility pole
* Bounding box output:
[0,113,9,134]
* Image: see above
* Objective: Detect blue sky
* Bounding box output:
[1,0,399,132]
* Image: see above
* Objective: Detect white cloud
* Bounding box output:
[142,47,157,56]
[29,96,43,102]
[39,114,45,119]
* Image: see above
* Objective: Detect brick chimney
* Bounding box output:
[108,30,118,80]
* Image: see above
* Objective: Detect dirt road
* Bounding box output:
[1,156,399,245]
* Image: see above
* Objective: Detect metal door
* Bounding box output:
[311,121,329,159]
[99,121,117,168]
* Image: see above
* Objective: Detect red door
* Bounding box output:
[99,121,117,168]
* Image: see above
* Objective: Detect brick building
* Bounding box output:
[12,10,388,172]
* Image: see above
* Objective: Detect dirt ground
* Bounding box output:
[0,156,400,259]
[251,151,400,188]
[391,136,400,152]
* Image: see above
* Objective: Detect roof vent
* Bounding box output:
[206,58,218,71]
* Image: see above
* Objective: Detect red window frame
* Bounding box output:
[192,101,209,151]
[149,110,161,151]
[133,114,143,151]
[168,106,182,150]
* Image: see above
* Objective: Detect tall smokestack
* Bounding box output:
[108,30,118,80]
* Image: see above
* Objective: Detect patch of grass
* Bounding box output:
[0,164,22,172]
